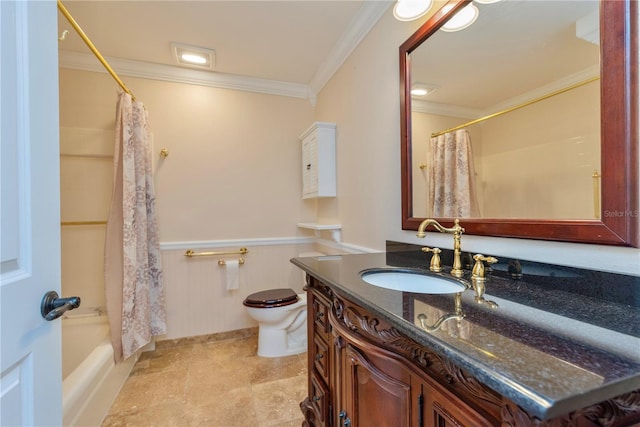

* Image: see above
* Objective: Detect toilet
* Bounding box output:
[243,251,324,358]
[243,288,307,357]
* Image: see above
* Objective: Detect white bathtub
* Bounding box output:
[62,309,139,427]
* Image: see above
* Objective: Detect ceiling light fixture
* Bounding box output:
[171,43,215,69]
[440,3,479,32]
[411,82,438,97]
[393,0,433,21]
[181,53,208,65]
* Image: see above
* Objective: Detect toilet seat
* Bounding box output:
[243,288,299,308]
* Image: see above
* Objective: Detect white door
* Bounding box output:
[1,1,63,425]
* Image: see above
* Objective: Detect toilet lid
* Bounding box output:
[243,288,299,308]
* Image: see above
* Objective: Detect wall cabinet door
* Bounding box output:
[300,122,336,199]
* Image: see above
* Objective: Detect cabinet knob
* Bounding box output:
[315,353,324,361]
[312,395,321,402]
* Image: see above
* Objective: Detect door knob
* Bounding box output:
[41,291,81,321]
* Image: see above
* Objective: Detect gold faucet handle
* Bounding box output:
[421,247,442,272]
[453,218,465,234]
[472,254,498,279]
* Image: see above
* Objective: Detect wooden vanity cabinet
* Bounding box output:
[301,276,501,427]
[300,275,640,427]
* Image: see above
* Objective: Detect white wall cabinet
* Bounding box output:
[300,122,336,199]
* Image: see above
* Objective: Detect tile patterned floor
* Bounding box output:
[101,333,307,427]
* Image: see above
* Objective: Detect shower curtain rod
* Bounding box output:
[430,75,600,138]
[57,0,136,100]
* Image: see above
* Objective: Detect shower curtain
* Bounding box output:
[427,129,480,218]
[105,91,167,362]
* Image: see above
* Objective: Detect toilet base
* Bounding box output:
[257,327,306,358]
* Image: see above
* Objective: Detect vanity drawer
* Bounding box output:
[312,293,330,341]
[312,335,330,383]
[309,371,329,427]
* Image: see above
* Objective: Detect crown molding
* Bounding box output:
[411,100,482,119]
[59,50,312,100]
[308,1,392,94]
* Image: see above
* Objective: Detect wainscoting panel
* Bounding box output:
[159,241,321,340]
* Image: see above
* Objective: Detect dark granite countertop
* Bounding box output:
[291,250,640,420]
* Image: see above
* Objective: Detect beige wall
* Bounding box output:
[60,68,315,242]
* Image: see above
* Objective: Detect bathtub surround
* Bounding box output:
[62,311,140,426]
[105,91,167,362]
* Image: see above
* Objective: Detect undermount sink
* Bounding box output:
[359,268,468,294]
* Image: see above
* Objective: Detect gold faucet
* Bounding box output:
[416,292,464,332]
[416,218,464,278]
[471,254,499,308]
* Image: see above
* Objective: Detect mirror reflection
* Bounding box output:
[410,0,600,219]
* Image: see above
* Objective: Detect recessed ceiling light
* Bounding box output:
[411,82,438,97]
[171,43,215,69]
[393,0,433,21]
[181,53,208,65]
[440,3,479,32]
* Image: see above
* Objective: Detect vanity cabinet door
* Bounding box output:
[335,343,412,427]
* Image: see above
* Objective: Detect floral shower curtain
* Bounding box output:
[105,91,167,362]
[427,129,480,218]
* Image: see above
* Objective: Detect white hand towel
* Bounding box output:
[225,259,240,291]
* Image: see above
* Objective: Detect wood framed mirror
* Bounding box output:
[400,0,638,247]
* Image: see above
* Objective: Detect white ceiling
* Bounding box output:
[57,0,392,97]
